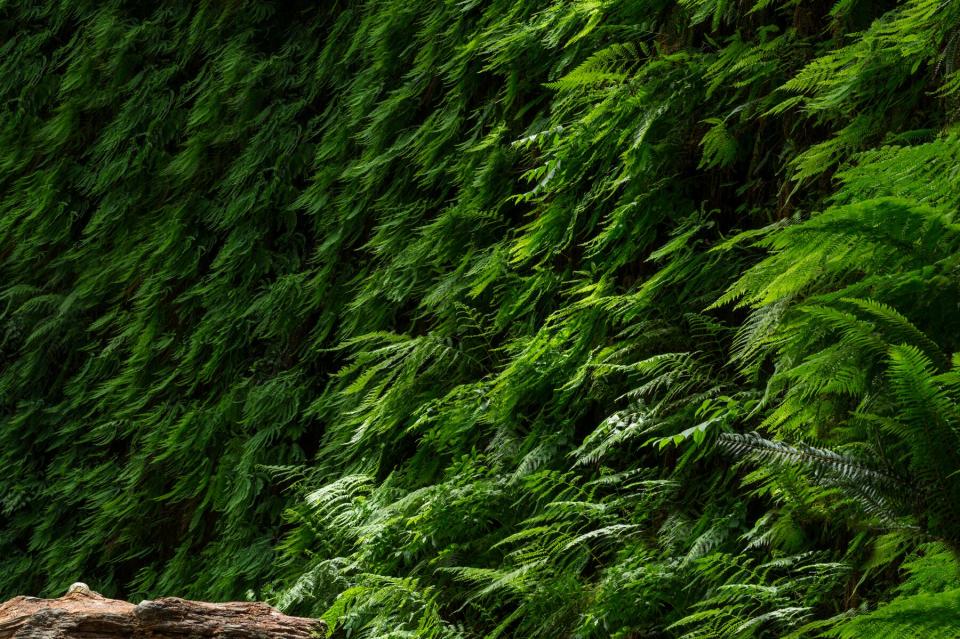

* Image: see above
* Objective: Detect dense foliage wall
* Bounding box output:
[3,0,960,636]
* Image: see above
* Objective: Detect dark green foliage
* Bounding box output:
[2,0,960,637]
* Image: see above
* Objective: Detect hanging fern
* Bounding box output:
[2,1,960,638]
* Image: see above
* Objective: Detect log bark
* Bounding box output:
[0,585,325,638]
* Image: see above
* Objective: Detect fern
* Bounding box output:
[3,1,960,638]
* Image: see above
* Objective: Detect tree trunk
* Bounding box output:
[0,585,325,638]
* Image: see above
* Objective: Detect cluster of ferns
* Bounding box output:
[2,0,960,637]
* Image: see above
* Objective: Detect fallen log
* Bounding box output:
[0,583,326,638]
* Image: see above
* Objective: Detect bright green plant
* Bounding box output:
[2,0,960,637]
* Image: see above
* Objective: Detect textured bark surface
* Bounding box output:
[0,587,325,638]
